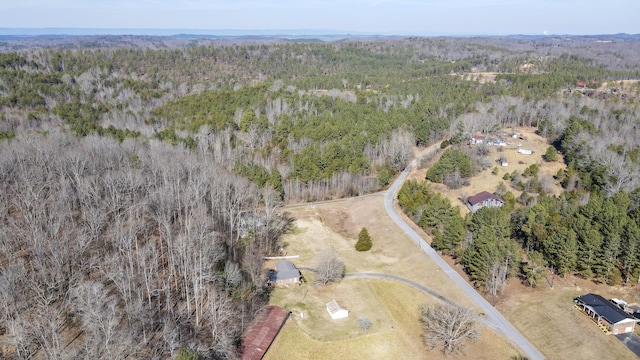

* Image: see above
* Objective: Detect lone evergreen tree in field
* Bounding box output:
[356,227,373,251]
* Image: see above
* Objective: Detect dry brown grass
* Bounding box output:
[496,275,639,360]
[414,127,566,216]
[601,80,640,96]
[278,197,480,309]
[266,196,523,359]
[266,279,520,360]
[265,128,640,359]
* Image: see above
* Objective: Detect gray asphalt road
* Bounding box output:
[616,333,640,359]
[383,145,546,360]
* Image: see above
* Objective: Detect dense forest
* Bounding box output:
[1,34,640,358]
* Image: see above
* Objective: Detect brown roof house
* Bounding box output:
[268,260,301,287]
[240,305,290,360]
[575,293,637,335]
[467,191,504,212]
[326,300,349,320]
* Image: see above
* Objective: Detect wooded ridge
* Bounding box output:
[0,35,639,359]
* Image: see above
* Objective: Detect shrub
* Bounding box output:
[544,146,559,162]
[523,164,539,177]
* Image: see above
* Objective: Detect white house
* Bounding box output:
[326,300,349,320]
[518,149,534,155]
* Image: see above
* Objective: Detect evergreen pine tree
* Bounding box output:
[355,227,373,251]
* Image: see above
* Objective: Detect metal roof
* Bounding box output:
[575,293,636,325]
[240,305,290,360]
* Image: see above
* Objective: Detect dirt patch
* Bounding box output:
[456,72,500,84]
[601,80,640,96]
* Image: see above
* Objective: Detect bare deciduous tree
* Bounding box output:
[486,261,509,296]
[420,303,479,355]
[0,132,284,359]
[312,249,344,285]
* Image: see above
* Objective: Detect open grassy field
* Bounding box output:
[265,196,526,359]
[266,279,518,360]
[495,274,640,360]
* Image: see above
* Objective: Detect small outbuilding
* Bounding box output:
[467,191,504,212]
[326,300,349,320]
[518,149,534,155]
[574,293,637,335]
[470,135,484,145]
[269,260,302,287]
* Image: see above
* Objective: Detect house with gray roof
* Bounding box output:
[269,260,301,287]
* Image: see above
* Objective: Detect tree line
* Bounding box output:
[0,37,639,353]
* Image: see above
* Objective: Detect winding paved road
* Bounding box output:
[384,146,546,360]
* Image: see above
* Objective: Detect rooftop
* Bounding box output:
[575,293,636,325]
[240,305,290,360]
[326,299,348,314]
[274,260,301,281]
[467,191,503,206]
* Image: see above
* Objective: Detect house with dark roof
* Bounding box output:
[575,293,638,335]
[269,260,301,286]
[467,191,504,212]
[240,305,290,360]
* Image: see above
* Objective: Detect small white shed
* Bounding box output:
[326,300,349,320]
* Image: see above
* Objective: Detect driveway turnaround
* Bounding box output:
[616,333,640,359]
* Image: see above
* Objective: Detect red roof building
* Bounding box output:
[240,305,290,360]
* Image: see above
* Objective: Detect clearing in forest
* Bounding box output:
[265,196,523,359]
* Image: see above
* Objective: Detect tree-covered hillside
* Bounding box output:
[1,35,640,358]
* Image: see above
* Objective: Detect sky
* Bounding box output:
[0,0,639,36]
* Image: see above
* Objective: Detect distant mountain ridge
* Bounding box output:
[1,28,639,39]
[0,28,373,37]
